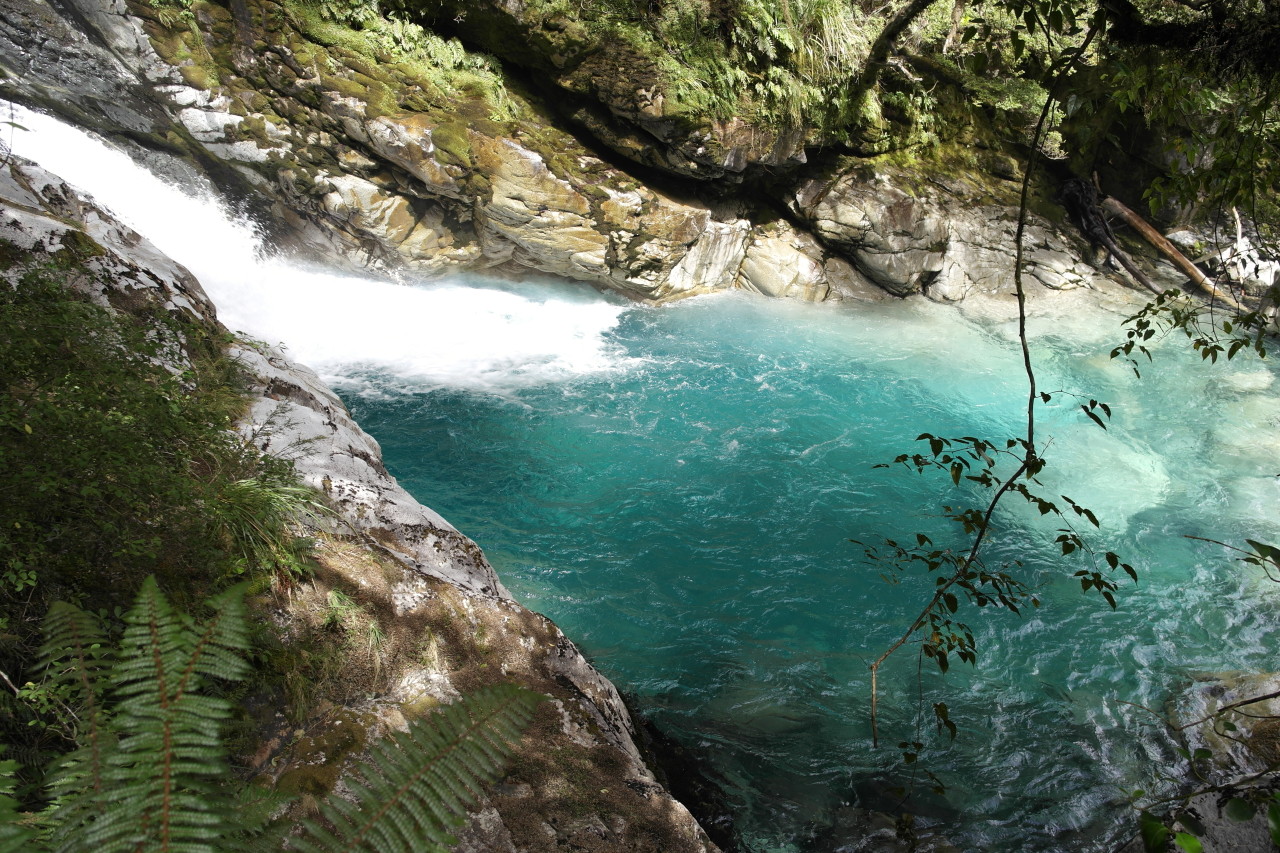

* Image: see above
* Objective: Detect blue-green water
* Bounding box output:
[20,107,1278,852]
[321,280,1280,851]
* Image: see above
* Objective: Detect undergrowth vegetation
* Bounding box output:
[0,245,541,847]
[0,578,540,852]
[286,0,521,120]
[284,0,1085,154]
[0,258,323,804]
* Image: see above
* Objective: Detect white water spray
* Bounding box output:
[5,103,636,394]
[9,102,1280,534]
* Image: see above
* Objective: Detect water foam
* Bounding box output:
[5,103,636,394]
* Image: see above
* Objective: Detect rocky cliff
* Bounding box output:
[0,155,718,850]
[6,0,1277,848]
[1,0,1215,309]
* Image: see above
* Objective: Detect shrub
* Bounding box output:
[0,264,322,802]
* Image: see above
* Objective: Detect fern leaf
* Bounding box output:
[52,578,252,853]
[296,684,542,853]
[39,602,115,850]
[0,757,35,853]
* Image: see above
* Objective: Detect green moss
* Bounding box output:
[281,0,527,123]
[274,709,371,797]
[179,63,218,90]
[0,237,30,271]
[319,72,396,117]
[430,122,472,167]
[399,692,440,718]
[146,28,190,67]
[236,115,272,147]
[53,228,107,267]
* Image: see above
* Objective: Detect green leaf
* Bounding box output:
[1246,540,1280,564]
[1267,798,1280,845]
[1177,811,1206,836]
[44,578,255,852]
[1173,831,1203,853]
[1225,797,1256,822]
[933,702,957,741]
[0,757,35,853]
[1140,812,1171,851]
[296,684,543,853]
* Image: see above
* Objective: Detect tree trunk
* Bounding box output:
[941,0,966,54]
[850,0,941,103]
[1099,196,1245,310]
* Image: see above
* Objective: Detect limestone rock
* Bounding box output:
[737,221,834,301]
[1,0,1142,308]
[0,157,215,331]
[792,164,1110,302]
[232,345,509,598]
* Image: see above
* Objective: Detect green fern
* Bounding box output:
[28,580,541,853]
[34,603,115,846]
[46,577,252,853]
[0,755,34,853]
[294,683,542,853]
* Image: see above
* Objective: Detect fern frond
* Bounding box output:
[229,784,295,853]
[39,602,115,848]
[295,684,542,853]
[0,757,36,853]
[37,601,113,733]
[53,578,253,853]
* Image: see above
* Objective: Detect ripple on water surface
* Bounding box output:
[337,288,1280,852]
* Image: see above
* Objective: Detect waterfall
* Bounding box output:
[4,103,634,394]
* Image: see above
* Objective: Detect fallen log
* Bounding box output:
[1059,177,1161,296]
[1099,196,1246,311]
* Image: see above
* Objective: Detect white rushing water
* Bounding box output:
[6,103,633,394]
[13,101,1280,535]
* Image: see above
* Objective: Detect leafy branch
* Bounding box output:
[1111,288,1271,377]
[864,15,1128,749]
[1118,688,1280,852]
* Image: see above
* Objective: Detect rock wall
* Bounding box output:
[0,0,1166,307]
[0,155,719,851]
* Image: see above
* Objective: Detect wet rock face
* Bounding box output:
[790,164,1105,301]
[1,0,1131,307]
[0,0,171,136]
[231,344,510,598]
[0,157,217,333]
